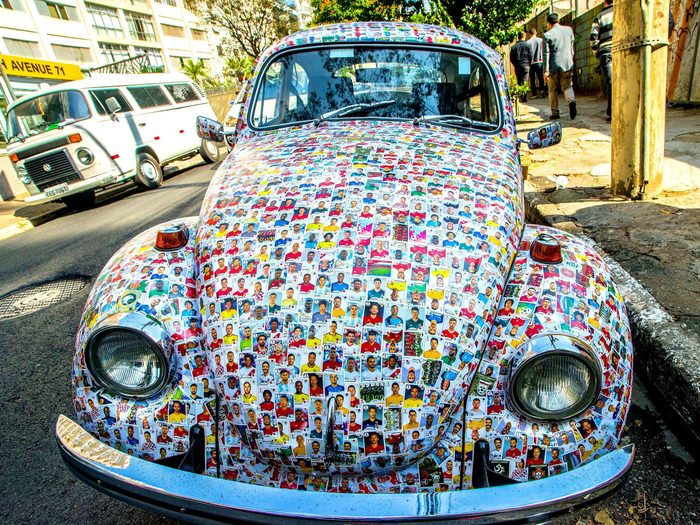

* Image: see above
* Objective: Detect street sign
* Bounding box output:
[0,54,83,81]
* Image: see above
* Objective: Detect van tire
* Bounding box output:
[62,189,96,210]
[134,153,163,189]
[200,139,221,164]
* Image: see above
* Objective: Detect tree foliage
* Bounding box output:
[311,0,543,48]
[186,0,298,59]
[180,58,210,85]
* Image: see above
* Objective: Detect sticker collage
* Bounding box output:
[70,22,632,495]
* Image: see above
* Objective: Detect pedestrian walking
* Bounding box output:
[528,27,545,98]
[510,31,532,102]
[590,0,614,121]
[543,13,577,120]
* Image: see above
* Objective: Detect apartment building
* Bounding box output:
[0,0,221,96]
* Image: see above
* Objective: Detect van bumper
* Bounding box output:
[25,171,133,204]
[57,415,635,524]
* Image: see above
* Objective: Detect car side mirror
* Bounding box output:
[527,121,562,149]
[105,97,121,121]
[197,116,224,142]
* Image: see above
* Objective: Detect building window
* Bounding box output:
[4,38,40,57]
[1,0,25,11]
[125,11,157,42]
[52,44,93,64]
[133,46,164,72]
[98,42,129,63]
[153,0,177,6]
[35,0,78,21]
[86,4,123,39]
[161,24,185,38]
[170,55,186,70]
[190,29,207,41]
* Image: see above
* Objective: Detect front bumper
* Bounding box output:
[57,415,634,524]
[25,170,132,204]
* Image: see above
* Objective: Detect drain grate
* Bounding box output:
[0,277,91,320]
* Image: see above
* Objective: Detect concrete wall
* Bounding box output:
[668,0,700,104]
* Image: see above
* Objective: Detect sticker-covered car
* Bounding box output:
[57,22,634,523]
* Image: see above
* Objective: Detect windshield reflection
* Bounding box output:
[7,90,90,142]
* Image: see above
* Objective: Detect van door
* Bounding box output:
[125,85,179,161]
[88,88,139,177]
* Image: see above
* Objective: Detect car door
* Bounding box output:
[125,84,178,161]
[88,88,139,176]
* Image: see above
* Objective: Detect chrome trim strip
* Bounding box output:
[57,415,635,524]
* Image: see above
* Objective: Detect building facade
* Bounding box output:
[0,0,222,95]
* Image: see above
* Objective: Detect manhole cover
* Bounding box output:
[0,277,91,320]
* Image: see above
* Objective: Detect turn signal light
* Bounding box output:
[530,233,563,263]
[9,153,19,163]
[155,224,189,251]
[68,133,82,143]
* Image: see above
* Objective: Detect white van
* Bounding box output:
[4,73,220,208]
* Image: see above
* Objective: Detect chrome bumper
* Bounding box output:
[57,415,634,524]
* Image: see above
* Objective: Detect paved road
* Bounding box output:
[0,161,697,525]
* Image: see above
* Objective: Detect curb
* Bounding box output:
[0,208,66,242]
[524,180,700,450]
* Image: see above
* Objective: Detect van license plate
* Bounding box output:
[45,183,70,197]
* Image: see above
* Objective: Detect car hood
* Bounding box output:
[195,120,523,474]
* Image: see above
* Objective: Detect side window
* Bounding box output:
[89,88,133,115]
[127,85,171,108]
[164,83,200,103]
[252,62,282,127]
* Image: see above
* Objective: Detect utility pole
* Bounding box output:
[611,0,670,199]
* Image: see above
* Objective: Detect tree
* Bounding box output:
[311,0,543,48]
[180,58,210,85]
[186,0,298,59]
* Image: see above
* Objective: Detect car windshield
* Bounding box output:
[250,45,501,130]
[6,90,90,142]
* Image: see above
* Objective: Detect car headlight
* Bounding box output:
[85,313,172,398]
[76,148,94,165]
[509,334,601,421]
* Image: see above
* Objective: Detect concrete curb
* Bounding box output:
[0,208,66,242]
[524,180,700,448]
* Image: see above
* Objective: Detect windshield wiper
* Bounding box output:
[413,114,499,130]
[314,99,396,127]
[8,132,26,143]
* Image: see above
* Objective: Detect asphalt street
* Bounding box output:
[0,160,698,525]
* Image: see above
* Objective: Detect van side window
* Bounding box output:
[90,88,132,115]
[165,83,200,103]
[127,85,171,108]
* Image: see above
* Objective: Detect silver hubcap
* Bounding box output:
[140,160,158,181]
[205,140,218,157]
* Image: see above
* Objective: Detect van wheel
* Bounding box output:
[134,153,163,189]
[200,139,221,164]
[62,189,96,210]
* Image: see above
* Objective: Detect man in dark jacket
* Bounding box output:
[591,0,614,121]
[510,31,532,102]
[528,27,545,98]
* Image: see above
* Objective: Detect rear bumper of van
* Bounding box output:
[57,415,635,524]
[25,171,133,204]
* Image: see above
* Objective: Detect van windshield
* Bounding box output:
[6,90,90,142]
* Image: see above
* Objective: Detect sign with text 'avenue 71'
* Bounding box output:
[0,54,83,81]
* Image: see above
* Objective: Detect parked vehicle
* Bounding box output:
[5,73,220,209]
[57,23,634,523]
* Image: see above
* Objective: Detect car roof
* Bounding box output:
[258,22,500,65]
[7,73,196,109]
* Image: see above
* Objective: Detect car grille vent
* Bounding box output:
[24,149,81,191]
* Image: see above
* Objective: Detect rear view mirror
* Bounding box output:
[105,97,121,121]
[105,97,121,113]
[197,116,224,142]
[527,121,562,149]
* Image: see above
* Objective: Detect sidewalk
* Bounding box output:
[518,95,700,447]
